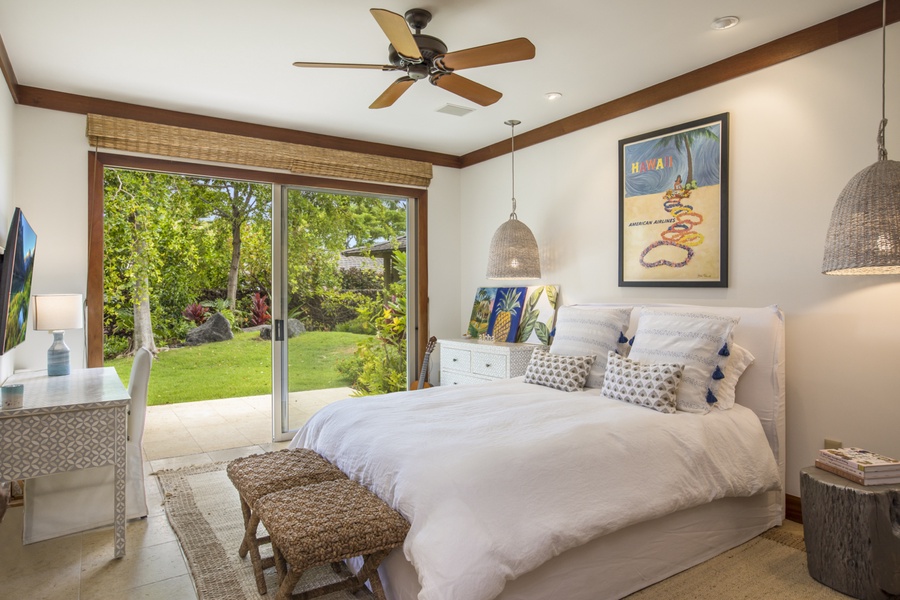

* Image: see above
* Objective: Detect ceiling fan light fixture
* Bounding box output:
[711,16,740,30]
[487,120,542,280]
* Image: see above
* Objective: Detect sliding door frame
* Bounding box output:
[86,151,429,378]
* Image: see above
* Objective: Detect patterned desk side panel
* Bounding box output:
[0,404,119,480]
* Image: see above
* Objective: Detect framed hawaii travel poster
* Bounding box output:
[618,113,729,287]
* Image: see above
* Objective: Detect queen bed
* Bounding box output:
[289,304,785,600]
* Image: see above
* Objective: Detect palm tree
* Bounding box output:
[656,126,719,185]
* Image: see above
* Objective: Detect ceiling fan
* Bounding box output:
[293,8,536,109]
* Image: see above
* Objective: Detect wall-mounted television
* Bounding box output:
[0,208,37,354]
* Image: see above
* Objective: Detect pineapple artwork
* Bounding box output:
[486,287,526,343]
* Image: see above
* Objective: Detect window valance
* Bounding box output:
[86,114,432,187]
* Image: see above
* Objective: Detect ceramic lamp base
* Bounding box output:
[47,330,71,377]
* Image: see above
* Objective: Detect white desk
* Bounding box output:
[0,368,130,558]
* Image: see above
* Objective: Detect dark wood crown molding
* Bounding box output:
[461,0,900,167]
[0,32,18,104]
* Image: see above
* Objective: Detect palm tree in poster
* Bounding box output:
[655,126,719,185]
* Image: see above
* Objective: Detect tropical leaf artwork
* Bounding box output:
[486,287,525,343]
[515,285,560,345]
[467,287,498,338]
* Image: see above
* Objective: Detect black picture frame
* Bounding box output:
[618,113,729,287]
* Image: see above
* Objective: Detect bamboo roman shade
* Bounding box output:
[86,114,433,187]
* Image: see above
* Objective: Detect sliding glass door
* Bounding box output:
[271,184,415,441]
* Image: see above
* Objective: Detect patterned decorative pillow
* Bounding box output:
[550,306,632,389]
[628,308,739,414]
[601,352,684,413]
[524,347,595,392]
[714,343,755,410]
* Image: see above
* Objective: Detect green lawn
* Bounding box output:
[106,330,367,406]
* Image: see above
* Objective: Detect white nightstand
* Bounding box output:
[438,339,539,386]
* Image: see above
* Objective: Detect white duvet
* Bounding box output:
[290,377,781,600]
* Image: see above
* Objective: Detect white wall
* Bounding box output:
[12,106,89,373]
[0,83,15,380]
[459,25,900,497]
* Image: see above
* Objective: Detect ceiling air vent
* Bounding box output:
[436,104,475,117]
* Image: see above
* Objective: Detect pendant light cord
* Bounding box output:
[506,119,520,220]
[878,0,888,161]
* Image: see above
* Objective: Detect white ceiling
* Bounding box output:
[0,0,872,156]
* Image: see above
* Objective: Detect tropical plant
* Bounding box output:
[492,288,521,342]
[182,303,209,325]
[338,251,407,396]
[249,292,271,326]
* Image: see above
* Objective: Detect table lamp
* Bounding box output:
[33,294,84,376]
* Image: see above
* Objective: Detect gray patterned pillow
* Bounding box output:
[524,347,595,392]
[600,351,684,413]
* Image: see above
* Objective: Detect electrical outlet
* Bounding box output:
[824,438,842,449]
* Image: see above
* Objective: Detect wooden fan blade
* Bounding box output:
[370,76,416,109]
[370,8,422,61]
[436,38,535,71]
[431,73,501,106]
[293,61,397,70]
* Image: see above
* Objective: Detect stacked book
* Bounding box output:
[816,447,900,486]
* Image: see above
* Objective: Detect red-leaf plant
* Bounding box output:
[250,292,271,326]
[182,303,209,325]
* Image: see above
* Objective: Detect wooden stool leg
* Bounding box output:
[238,496,252,557]
[357,550,390,600]
[272,542,287,583]
[275,566,302,600]
[245,511,269,595]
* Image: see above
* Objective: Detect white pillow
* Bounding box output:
[550,306,632,388]
[524,347,595,392]
[714,343,755,410]
[601,351,684,414]
[628,308,739,414]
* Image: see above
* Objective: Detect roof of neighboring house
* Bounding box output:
[342,236,406,258]
[338,255,382,272]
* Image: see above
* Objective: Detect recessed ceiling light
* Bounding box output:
[711,16,740,30]
[545,92,563,101]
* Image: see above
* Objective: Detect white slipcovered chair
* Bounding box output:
[23,347,153,543]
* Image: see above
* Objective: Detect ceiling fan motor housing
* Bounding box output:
[388,33,450,79]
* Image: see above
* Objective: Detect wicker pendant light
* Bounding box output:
[487,120,541,279]
[823,0,900,275]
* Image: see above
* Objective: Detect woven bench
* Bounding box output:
[226,449,347,594]
[255,478,410,600]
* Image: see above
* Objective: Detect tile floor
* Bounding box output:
[0,389,351,599]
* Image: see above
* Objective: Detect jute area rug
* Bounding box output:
[157,462,850,600]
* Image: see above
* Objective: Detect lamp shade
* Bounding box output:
[822,159,900,275]
[486,217,542,279]
[33,294,84,331]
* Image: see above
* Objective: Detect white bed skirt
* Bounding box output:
[364,490,783,600]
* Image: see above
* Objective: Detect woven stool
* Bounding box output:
[255,479,410,600]
[226,449,347,594]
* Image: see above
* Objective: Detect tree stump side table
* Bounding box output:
[800,466,900,600]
